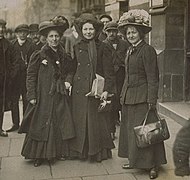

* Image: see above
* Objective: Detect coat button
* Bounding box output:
[78,62,80,66]
[79,50,82,53]
[76,90,79,94]
[46,122,49,125]
[87,63,90,66]
[77,76,80,80]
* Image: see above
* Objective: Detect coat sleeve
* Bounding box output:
[26,50,41,101]
[9,43,20,79]
[142,45,159,104]
[101,43,116,94]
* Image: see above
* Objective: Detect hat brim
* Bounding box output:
[105,27,118,31]
[15,28,29,33]
[118,22,152,35]
[39,25,67,36]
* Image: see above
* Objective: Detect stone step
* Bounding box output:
[158,102,190,126]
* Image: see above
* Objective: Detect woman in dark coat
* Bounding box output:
[20,17,75,167]
[69,13,115,162]
[118,10,167,179]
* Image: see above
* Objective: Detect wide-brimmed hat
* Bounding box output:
[39,16,69,36]
[29,24,39,32]
[104,22,118,31]
[74,13,104,39]
[0,19,6,26]
[118,9,152,35]
[15,24,29,33]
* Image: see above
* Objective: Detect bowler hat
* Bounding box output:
[29,24,39,32]
[15,24,29,33]
[118,9,152,35]
[99,14,112,21]
[0,19,6,26]
[104,22,118,31]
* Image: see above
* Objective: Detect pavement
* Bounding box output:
[0,105,189,180]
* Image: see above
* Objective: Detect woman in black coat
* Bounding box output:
[69,13,115,162]
[20,17,75,167]
[118,10,167,179]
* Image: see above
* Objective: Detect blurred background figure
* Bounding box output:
[29,23,44,50]
[0,19,19,137]
[99,14,112,41]
[6,24,36,132]
[103,21,130,140]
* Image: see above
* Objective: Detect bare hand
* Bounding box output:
[30,99,36,105]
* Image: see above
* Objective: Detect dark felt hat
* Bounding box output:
[15,24,29,33]
[29,24,39,32]
[104,22,118,31]
[39,16,69,36]
[0,19,6,26]
[99,14,112,21]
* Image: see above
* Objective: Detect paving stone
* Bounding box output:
[51,160,107,179]
[0,138,10,157]
[0,156,51,180]
[134,169,190,180]
[9,138,24,156]
[102,150,139,175]
[83,173,136,180]
[38,178,82,180]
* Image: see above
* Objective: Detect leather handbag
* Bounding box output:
[134,108,170,148]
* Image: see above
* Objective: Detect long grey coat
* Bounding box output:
[69,40,115,155]
[19,44,75,141]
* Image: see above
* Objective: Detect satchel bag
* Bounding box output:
[134,108,170,148]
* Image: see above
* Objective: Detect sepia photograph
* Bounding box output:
[0,0,190,179]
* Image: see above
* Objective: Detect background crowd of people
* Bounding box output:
[0,8,189,179]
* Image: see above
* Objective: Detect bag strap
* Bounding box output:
[142,108,161,127]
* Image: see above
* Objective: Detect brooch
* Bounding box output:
[42,59,48,65]
[56,61,60,65]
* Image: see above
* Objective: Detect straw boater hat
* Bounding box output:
[39,16,69,36]
[118,9,152,35]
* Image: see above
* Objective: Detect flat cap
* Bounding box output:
[29,24,39,32]
[99,14,112,21]
[15,24,29,32]
[104,22,118,31]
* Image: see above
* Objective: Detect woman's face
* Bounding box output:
[82,22,95,40]
[126,26,141,45]
[46,30,60,48]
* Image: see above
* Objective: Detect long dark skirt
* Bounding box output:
[21,122,69,160]
[118,103,167,169]
[69,97,115,162]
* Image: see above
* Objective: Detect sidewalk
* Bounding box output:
[0,110,189,180]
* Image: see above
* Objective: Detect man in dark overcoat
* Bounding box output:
[103,22,130,139]
[98,14,112,41]
[29,23,44,50]
[6,24,36,132]
[0,19,19,136]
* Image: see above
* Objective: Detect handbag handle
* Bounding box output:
[142,108,161,128]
